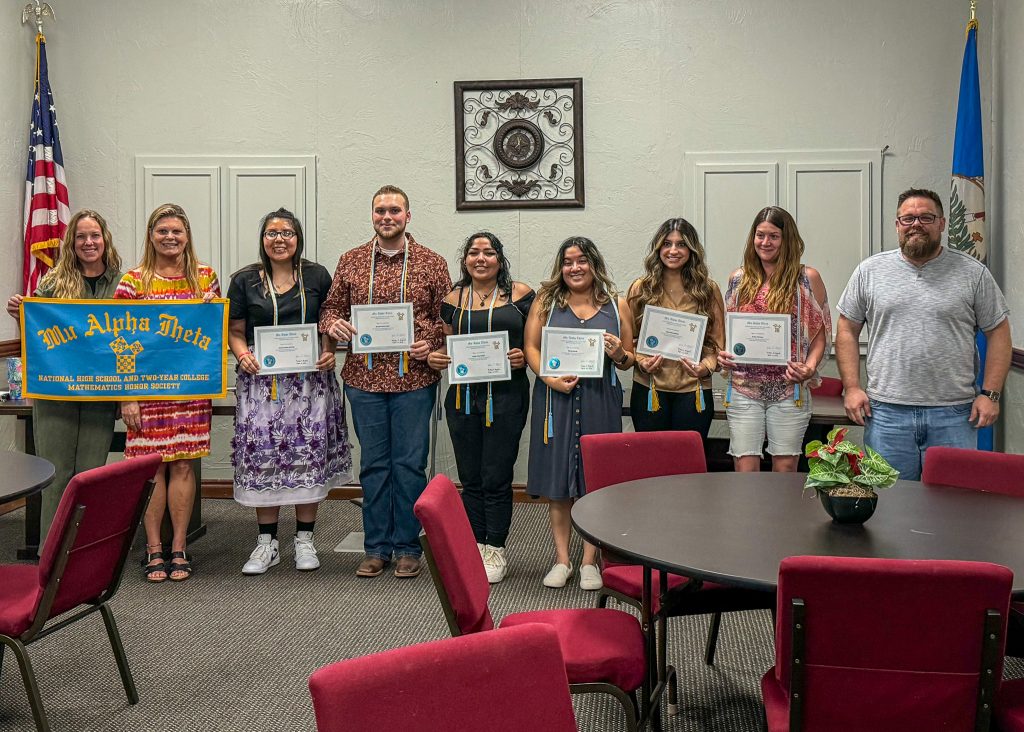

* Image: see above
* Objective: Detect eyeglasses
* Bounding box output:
[896,214,939,226]
[264,230,296,240]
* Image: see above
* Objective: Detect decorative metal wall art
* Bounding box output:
[454,78,584,210]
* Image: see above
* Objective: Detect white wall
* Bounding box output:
[2,0,1016,474]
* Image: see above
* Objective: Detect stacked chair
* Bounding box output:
[0,453,162,732]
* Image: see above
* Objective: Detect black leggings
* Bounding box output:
[630,384,714,441]
[446,406,528,547]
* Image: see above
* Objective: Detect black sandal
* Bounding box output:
[169,551,193,582]
[144,550,168,583]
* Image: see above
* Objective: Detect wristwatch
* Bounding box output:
[980,389,1001,403]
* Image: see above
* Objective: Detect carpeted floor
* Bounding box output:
[1,499,1021,731]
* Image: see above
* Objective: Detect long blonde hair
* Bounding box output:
[37,210,122,299]
[137,203,202,296]
[736,206,805,313]
[536,237,616,319]
[628,218,717,336]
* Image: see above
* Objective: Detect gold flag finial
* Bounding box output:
[966,0,978,35]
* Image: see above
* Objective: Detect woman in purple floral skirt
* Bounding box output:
[227,208,352,575]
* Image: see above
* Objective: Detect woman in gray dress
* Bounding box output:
[524,236,634,591]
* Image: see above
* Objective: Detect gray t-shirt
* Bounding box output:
[836,247,1008,406]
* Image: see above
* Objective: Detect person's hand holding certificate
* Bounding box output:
[447,332,512,384]
[636,306,708,362]
[725,313,791,365]
[254,323,320,375]
[539,327,605,378]
[350,303,414,354]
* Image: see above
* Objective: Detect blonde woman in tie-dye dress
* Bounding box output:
[115,203,221,583]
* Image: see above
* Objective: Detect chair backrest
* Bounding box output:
[309,623,578,732]
[580,430,707,494]
[413,474,494,635]
[810,376,843,397]
[922,446,1024,497]
[36,453,162,622]
[774,555,1012,731]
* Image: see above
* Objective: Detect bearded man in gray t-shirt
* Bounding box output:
[834,187,1011,480]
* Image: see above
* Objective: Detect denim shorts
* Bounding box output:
[726,390,812,457]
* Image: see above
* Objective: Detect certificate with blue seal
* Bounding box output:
[446,331,511,385]
[350,303,415,354]
[726,313,791,365]
[539,327,605,378]
[635,306,708,362]
[253,323,320,375]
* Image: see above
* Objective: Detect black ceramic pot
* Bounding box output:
[819,492,878,524]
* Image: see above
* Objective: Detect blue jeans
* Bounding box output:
[864,400,976,481]
[345,383,437,559]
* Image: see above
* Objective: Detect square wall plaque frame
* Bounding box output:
[454,78,584,210]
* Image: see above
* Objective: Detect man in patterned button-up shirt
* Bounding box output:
[321,185,452,579]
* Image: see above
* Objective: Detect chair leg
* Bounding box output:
[596,589,610,609]
[1,635,50,732]
[704,611,723,666]
[99,603,139,704]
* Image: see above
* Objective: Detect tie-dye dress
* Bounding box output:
[113,265,220,461]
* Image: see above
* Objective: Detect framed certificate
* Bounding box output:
[726,313,791,366]
[447,331,512,384]
[350,303,415,354]
[636,306,708,362]
[539,327,605,378]
[253,323,320,375]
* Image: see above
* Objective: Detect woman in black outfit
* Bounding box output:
[428,232,534,584]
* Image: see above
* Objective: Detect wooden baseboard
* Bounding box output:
[200,480,549,503]
[0,497,25,516]
[1013,347,1024,372]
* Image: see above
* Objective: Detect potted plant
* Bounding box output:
[804,427,900,524]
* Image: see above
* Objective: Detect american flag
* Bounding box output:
[22,34,69,295]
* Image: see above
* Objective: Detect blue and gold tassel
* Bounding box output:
[648,383,661,412]
[485,386,494,427]
[696,387,705,413]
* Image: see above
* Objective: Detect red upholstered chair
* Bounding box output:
[414,474,646,731]
[921,446,1024,497]
[762,556,1011,732]
[309,623,578,732]
[580,430,775,675]
[809,376,843,396]
[922,446,1024,658]
[0,453,161,732]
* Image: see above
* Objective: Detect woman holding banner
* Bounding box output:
[227,208,352,575]
[115,203,220,583]
[5,209,123,547]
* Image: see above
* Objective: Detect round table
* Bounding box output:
[572,472,1024,596]
[0,450,55,504]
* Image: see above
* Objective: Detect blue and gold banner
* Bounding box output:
[21,299,229,401]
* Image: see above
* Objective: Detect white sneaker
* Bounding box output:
[542,562,573,588]
[483,545,508,584]
[579,563,603,591]
[477,542,486,557]
[294,531,320,571]
[242,534,280,575]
